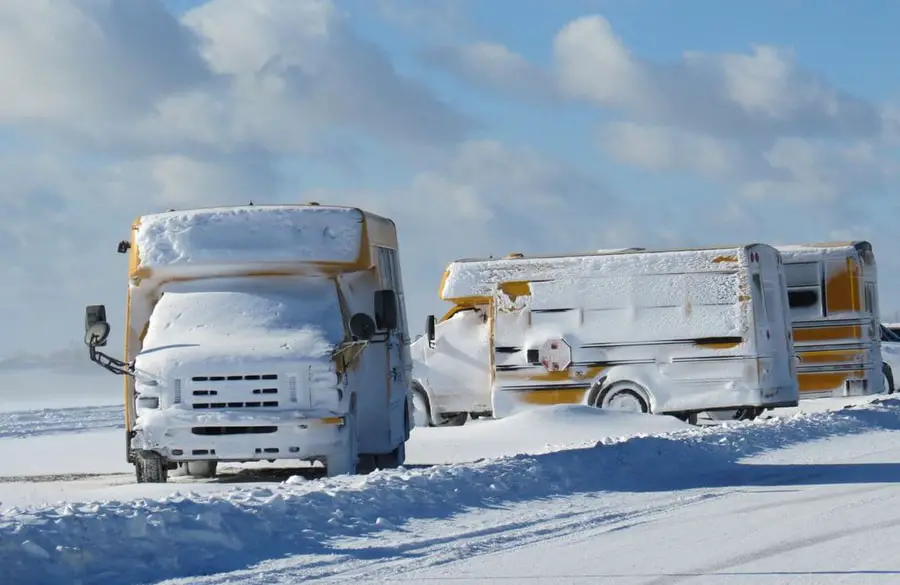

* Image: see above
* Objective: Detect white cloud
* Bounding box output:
[600,122,742,180]
[0,0,210,135]
[426,14,896,208]
[2,2,898,358]
[422,42,554,99]
[0,0,475,355]
[367,0,471,42]
[306,139,682,322]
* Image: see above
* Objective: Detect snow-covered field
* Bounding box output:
[2,373,899,584]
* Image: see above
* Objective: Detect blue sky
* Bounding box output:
[0,0,897,365]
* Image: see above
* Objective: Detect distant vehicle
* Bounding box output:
[775,241,884,398]
[879,325,900,394]
[83,204,413,483]
[885,323,900,339]
[411,244,799,425]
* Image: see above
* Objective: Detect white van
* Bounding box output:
[411,245,799,424]
[83,204,413,482]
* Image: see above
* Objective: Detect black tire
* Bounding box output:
[732,407,763,421]
[135,453,168,484]
[438,412,468,427]
[374,441,407,470]
[883,363,895,395]
[356,454,377,475]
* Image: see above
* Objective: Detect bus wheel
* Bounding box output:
[135,453,168,484]
[597,384,650,414]
[883,364,895,395]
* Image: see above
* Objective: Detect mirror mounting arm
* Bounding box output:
[88,344,135,377]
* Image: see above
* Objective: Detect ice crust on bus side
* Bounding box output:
[440,249,749,300]
[775,243,858,263]
[135,206,364,269]
[442,249,750,344]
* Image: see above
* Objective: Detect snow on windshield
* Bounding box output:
[135,276,345,374]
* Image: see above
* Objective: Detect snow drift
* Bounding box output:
[3,400,900,585]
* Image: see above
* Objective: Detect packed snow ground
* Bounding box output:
[1,377,899,584]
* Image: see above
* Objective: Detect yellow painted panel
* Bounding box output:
[797,370,864,393]
[520,389,588,405]
[498,281,531,299]
[824,257,861,313]
[796,349,864,365]
[440,299,490,322]
[712,255,738,263]
[792,325,862,343]
[505,365,607,383]
[695,341,741,350]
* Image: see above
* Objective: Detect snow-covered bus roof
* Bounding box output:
[774,241,872,264]
[133,204,393,276]
[440,244,766,301]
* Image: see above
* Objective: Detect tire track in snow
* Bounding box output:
[642,487,900,585]
[167,492,729,584]
[0,404,123,439]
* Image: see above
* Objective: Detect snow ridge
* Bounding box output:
[0,405,123,439]
[2,400,900,585]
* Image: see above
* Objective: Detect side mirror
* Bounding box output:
[426,315,436,344]
[374,289,398,330]
[349,313,377,341]
[85,305,111,347]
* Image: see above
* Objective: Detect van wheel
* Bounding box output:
[411,387,433,427]
[438,412,468,427]
[596,384,650,413]
[883,364,895,395]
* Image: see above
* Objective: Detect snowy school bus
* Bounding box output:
[82,203,413,483]
[410,245,799,425]
[775,241,885,398]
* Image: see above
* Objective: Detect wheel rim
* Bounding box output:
[605,391,646,413]
[412,392,430,427]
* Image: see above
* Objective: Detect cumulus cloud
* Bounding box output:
[426,14,896,208]
[306,139,681,321]
[422,42,554,99]
[2,1,897,357]
[0,0,475,354]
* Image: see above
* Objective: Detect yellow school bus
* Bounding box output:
[776,241,884,398]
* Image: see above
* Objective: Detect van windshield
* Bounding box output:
[140,276,345,361]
